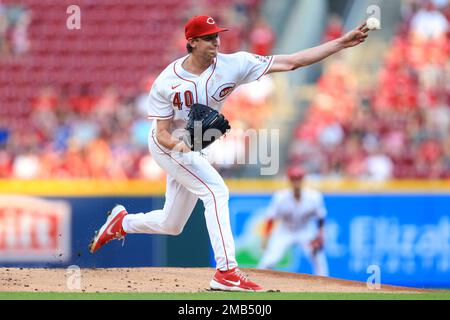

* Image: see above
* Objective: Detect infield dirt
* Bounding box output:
[0,267,431,293]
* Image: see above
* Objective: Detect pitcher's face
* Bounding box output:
[192,33,220,59]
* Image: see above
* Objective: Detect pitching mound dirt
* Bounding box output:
[0,267,430,293]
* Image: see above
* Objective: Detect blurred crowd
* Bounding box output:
[290,0,450,180]
[5,0,448,181]
[0,0,275,179]
[0,1,31,56]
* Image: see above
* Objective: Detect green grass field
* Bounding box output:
[1,291,449,300]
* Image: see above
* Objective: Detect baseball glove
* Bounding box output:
[183,103,231,151]
[310,235,324,255]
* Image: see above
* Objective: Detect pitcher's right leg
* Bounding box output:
[150,142,263,291]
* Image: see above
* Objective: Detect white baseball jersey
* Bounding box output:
[146,51,274,132]
[121,51,274,272]
[266,188,327,232]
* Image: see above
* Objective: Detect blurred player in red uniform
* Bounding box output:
[259,166,329,276]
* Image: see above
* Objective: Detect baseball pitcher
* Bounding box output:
[89,15,369,291]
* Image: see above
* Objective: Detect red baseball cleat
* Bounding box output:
[89,205,127,253]
[210,268,263,292]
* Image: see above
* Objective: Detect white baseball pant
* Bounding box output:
[122,129,237,271]
[258,224,329,276]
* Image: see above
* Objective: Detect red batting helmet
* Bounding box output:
[185,15,228,40]
[287,166,305,180]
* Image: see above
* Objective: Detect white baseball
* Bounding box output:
[366,17,380,30]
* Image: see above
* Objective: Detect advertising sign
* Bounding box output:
[0,196,71,262]
[229,193,450,288]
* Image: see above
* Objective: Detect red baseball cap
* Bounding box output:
[287,166,306,180]
[185,15,228,40]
